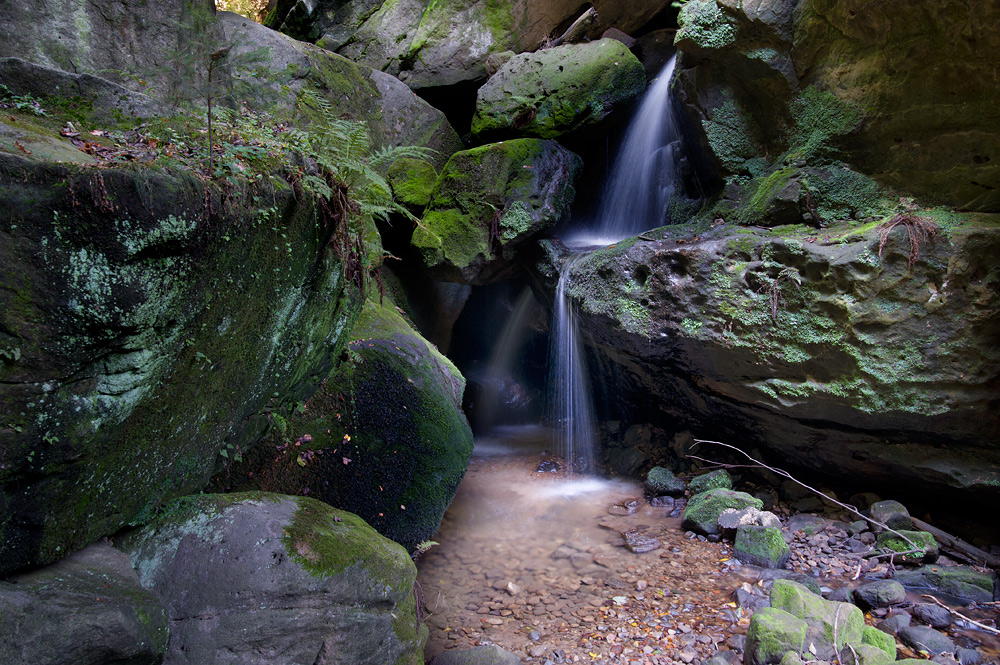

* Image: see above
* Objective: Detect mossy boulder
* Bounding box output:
[413,139,582,284]
[0,542,168,664]
[549,217,1000,514]
[644,466,687,497]
[770,579,864,659]
[868,499,913,531]
[471,39,646,140]
[842,643,894,665]
[853,579,906,609]
[0,155,361,575]
[734,524,790,568]
[861,626,897,660]
[388,157,439,211]
[214,293,473,551]
[682,488,763,535]
[876,530,939,564]
[893,564,1000,604]
[745,607,807,665]
[121,492,425,665]
[688,469,733,494]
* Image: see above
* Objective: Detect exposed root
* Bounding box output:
[877,211,937,270]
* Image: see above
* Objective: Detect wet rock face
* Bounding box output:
[121,493,425,665]
[672,0,1000,212]
[413,139,582,284]
[556,218,1000,506]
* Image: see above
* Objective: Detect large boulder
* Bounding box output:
[552,217,1000,511]
[121,493,425,665]
[213,293,474,551]
[471,39,646,140]
[268,0,672,89]
[682,488,763,535]
[0,542,169,665]
[0,155,358,575]
[413,139,582,284]
[672,0,1000,214]
[770,579,865,661]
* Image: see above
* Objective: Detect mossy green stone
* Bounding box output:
[387,158,438,210]
[734,525,790,569]
[675,0,739,53]
[471,39,646,139]
[893,565,999,603]
[770,579,864,650]
[861,626,896,659]
[876,530,939,563]
[688,469,733,494]
[746,607,807,665]
[682,488,763,535]
[644,466,686,496]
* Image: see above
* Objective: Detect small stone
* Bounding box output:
[898,625,956,656]
[528,645,546,657]
[957,647,983,665]
[912,603,952,629]
[853,579,906,609]
[529,630,541,641]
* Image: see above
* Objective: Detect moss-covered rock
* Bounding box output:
[861,625,897,660]
[875,530,939,564]
[388,157,438,211]
[682,488,763,535]
[842,643,894,665]
[745,607,807,665]
[734,524,790,568]
[688,469,733,494]
[413,138,582,284]
[868,499,913,531]
[893,564,1000,604]
[0,155,361,575]
[121,492,425,665]
[471,39,646,140]
[549,217,1000,511]
[644,466,687,497]
[770,579,864,658]
[214,292,473,551]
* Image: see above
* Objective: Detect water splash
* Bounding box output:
[568,56,681,247]
[550,254,596,475]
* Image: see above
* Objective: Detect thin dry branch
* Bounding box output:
[688,440,921,552]
[920,595,1000,635]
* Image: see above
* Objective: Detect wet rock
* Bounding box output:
[956,647,983,665]
[644,466,687,497]
[734,525,790,569]
[898,625,956,656]
[853,580,906,609]
[869,500,913,531]
[623,530,662,554]
[608,498,643,515]
[472,39,645,140]
[650,495,677,509]
[429,644,522,665]
[878,611,912,636]
[688,469,733,494]
[537,460,560,473]
[682,488,764,536]
[912,603,952,629]
[786,514,831,536]
[0,543,168,665]
[861,625,897,660]
[894,564,999,603]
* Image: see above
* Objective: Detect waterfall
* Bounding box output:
[569,55,681,246]
[550,254,596,474]
[476,288,536,432]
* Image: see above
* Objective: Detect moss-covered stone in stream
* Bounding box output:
[745,607,807,665]
[734,525,790,569]
[682,488,762,536]
[861,626,896,659]
[213,292,473,551]
[770,579,864,652]
[875,530,939,563]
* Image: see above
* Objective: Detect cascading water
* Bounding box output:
[550,254,596,474]
[569,55,681,246]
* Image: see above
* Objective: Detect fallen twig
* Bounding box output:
[689,440,921,552]
[921,595,1000,635]
[911,517,1000,570]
